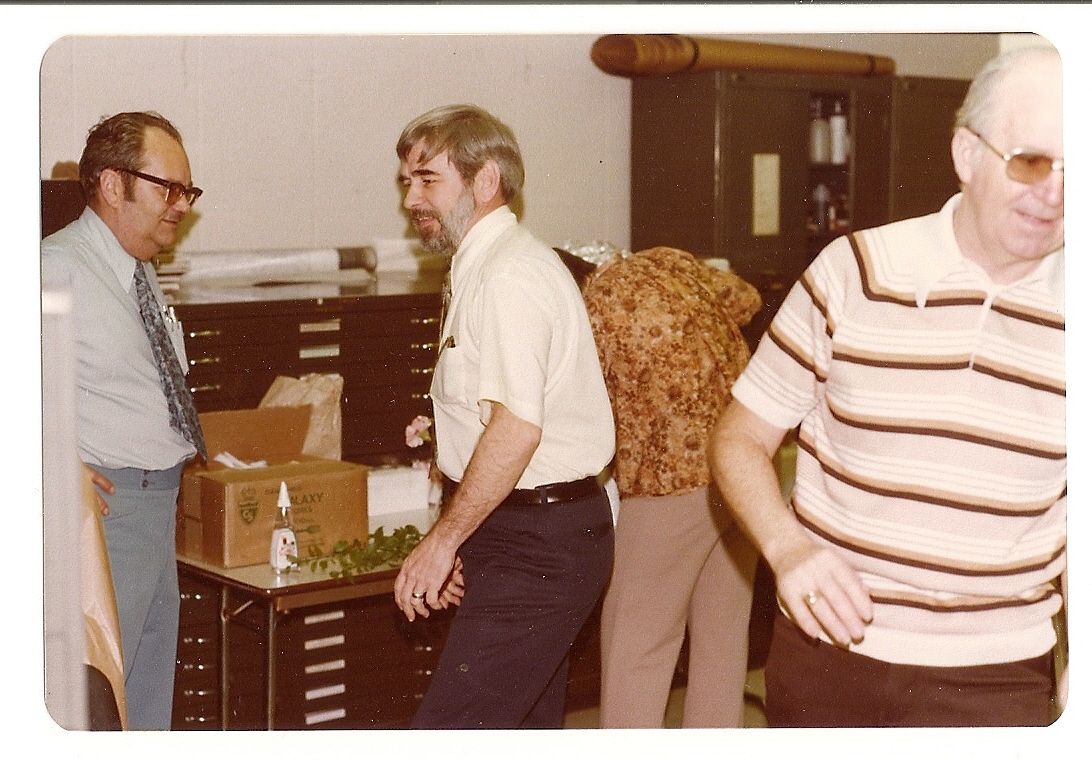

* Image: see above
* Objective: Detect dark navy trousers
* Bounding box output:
[412,489,614,729]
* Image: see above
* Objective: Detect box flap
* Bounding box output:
[197,457,364,484]
[198,406,312,463]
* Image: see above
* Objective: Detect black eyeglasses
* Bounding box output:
[967,129,1063,185]
[115,167,203,206]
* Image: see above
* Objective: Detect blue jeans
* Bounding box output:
[91,463,184,730]
[412,488,614,729]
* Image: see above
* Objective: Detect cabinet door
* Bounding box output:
[631,72,720,257]
[719,72,812,280]
[889,76,970,222]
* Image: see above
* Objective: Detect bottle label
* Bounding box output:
[270,528,298,573]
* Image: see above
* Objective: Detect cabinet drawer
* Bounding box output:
[272,602,451,729]
[342,379,432,415]
[182,313,309,349]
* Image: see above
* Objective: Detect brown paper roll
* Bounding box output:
[591,34,895,78]
[82,466,128,729]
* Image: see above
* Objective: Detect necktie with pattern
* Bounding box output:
[133,261,208,461]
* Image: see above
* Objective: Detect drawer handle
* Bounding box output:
[410,342,440,351]
[299,344,340,360]
[181,688,215,698]
[304,634,346,650]
[305,683,346,701]
[304,609,346,625]
[186,329,222,339]
[304,707,347,726]
[409,367,434,376]
[188,356,222,366]
[410,316,440,326]
[189,383,223,394]
[410,392,431,401]
[305,659,347,675]
[300,318,342,334]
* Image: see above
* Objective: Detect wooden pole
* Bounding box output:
[591,34,896,78]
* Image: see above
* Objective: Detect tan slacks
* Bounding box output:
[599,486,758,728]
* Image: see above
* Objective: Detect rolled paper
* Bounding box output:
[591,34,896,78]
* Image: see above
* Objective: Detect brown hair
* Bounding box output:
[78,111,184,201]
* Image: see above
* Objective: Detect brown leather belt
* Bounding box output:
[442,473,605,506]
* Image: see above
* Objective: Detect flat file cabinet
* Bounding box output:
[171,270,444,467]
[173,551,451,730]
[172,510,605,729]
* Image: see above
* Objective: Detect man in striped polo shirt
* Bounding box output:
[709,44,1064,727]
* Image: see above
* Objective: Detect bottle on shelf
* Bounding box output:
[809,98,831,164]
[811,182,831,230]
[830,100,848,165]
[270,481,298,575]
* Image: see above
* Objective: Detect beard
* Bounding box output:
[415,189,476,258]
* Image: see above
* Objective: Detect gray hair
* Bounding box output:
[954,45,1061,135]
[397,104,525,202]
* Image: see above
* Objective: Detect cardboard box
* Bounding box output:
[177,406,368,568]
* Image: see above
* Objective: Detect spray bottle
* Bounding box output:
[270,481,298,574]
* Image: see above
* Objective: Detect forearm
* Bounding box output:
[429,402,542,550]
[708,399,805,574]
[710,399,873,643]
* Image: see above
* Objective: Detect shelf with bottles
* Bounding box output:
[807,92,853,249]
[808,93,851,167]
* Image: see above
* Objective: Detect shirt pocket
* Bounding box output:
[432,343,475,408]
[166,316,189,373]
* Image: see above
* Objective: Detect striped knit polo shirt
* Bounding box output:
[732,194,1066,667]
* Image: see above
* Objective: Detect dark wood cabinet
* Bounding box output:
[632,69,893,346]
[172,559,452,730]
[173,556,604,730]
[632,69,966,348]
[888,76,970,222]
[172,273,444,467]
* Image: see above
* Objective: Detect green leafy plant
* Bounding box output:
[292,524,424,579]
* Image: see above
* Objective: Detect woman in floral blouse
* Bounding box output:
[580,246,761,727]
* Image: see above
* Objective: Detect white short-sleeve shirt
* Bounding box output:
[431,207,615,488]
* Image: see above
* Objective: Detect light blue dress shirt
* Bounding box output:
[42,207,196,470]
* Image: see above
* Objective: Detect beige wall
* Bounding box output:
[39,32,1006,255]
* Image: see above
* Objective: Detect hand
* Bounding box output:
[436,555,466,609]
[773,538,873,647]
[84,464,115,516]
[393,530,459,622]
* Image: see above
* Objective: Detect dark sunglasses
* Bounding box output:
[967,129,1063,185]
[115,167,203,206]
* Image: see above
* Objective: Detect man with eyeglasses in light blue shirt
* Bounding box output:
[42,111,204,730]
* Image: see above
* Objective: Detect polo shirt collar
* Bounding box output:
[914,193,1064,310]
